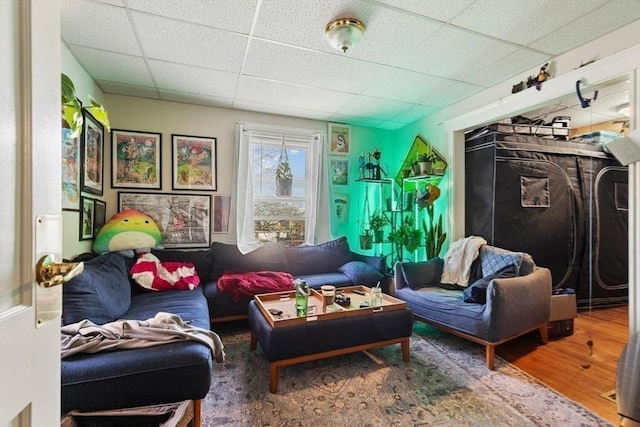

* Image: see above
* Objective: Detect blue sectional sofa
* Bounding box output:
[61,236,385,421]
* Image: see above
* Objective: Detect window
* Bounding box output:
[251,135,309,246]
[234,123,328,253]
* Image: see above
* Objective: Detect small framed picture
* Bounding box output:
[172,134,217,191]
[80,196,95,240]
[93,199,107,237]
[111,129,162,189]
[330,157,349,186]
[62,126,81,210]
[80,111,104,195]
[334,193,349,223]
[329,123,350,155]
[213,195,231,233]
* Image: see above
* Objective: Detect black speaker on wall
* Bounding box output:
[605,129,640,166]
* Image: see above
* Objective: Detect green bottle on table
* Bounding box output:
[294,279,309,317]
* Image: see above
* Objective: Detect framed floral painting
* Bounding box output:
[62,126,81,210]
[80,110,104,196]
[172,134,217,191]
[111,129,162,189]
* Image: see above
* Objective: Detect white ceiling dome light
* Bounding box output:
[324,18,365,53]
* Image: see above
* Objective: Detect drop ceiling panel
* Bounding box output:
[362,68,457,104]
[132,12,248,72]
[421,81,485,107]
[463,48,551,86]
[243,39,385,94]
[388,104,439,124]
[235,76,355,113]
[148,60,239,98]
[233,100,332,121]
[531,2,640,55]
[395,26,518,80]
[375,0,475,23]
[125,0,257,33]
[66,45,153,87]
[158,90,234,109]
[97,81,159,99]
[337,95,413,121]
[328,114,385,128]
[451,0,608,46]
[61,0,140,55]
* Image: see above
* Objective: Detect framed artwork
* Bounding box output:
[111,129,162,189]
[329,123,350,155]
[334,193,349,223]
[330,157,349,186]
[172,134,217,191]
[62,126,81,210]
[80,110,104,195]
[93,199,107,237]
[213,195,231,233]
[79,196,95,240]
[118,192,211,248]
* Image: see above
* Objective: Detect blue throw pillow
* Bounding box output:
[401,258,444,290]
[62,252,131,325]
[463,264,518,304]
[286,236,352,276]
[338,261,383,286]
[209,242,288,279]
[480,245,523,277]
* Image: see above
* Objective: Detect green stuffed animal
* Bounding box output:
[93,209,162,254]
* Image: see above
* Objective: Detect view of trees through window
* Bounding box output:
[251,137,308,246]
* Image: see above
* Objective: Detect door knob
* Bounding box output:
[35,255,84,287]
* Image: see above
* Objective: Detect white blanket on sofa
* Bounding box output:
[61,312,225,363]
[440,236,487,286]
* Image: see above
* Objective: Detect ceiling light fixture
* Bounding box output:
[324,18,365,53]
[616,102,630,116]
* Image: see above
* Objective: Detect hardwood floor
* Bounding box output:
[497,305,629,425]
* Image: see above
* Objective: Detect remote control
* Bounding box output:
[353,289,366,295]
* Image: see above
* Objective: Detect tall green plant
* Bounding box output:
[422,203,447,259]
[62,73,110,137]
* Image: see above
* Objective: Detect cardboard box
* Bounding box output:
[549,293,577,322]
[548,319,574,338]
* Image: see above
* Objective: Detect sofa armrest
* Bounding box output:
[485,267,552,341]
[351,252,386,274]
[392,261,407,294]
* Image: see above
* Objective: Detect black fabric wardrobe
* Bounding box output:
[465,126,628,308]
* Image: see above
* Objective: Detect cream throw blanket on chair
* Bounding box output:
[440,236,487,286]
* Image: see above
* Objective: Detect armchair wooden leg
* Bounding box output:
[486,345,495,370]
[538,324,549,344]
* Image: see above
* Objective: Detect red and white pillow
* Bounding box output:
[130,253,200,291]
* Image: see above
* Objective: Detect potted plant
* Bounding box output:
[417,152,438,175]
[275,161,293,197]
[61,73,110,137]
[275,138,293,197]
[420,183,447,259]
[387,215,422,262]
[369,211,389,243]
[359,228,373,250]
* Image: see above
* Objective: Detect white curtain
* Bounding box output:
[233,122,331,254]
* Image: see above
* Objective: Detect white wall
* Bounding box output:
[61,44,106,259]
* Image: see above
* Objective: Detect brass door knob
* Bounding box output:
[35,255,84,287]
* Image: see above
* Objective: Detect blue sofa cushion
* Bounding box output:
[209,242,288,279]
[286,236,352,276]
[463,264,518,304]
[62,252,131,326]
[401,257,444,290]
[338,261,384,286]
[480,245,523,277]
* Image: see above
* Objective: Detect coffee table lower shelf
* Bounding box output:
[247,300,413,393]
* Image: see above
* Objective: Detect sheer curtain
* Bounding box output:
[233,122,332,254]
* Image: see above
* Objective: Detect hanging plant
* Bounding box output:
[61,73,110,137]
[275,137,293,197]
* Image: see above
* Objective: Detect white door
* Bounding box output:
[0,1,62,426]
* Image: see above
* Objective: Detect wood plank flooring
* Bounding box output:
[497,305,629,425]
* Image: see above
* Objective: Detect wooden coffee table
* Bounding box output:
[248,285,413,393]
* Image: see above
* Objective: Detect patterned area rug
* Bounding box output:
[203,322,612,426]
